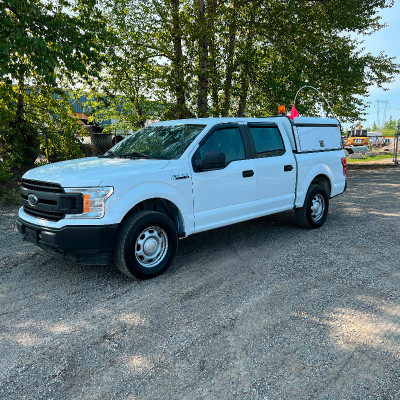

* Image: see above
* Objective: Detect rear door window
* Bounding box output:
[249,126,285,158]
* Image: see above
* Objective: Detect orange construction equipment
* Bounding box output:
[346,121,370,146]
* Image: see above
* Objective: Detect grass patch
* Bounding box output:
[348,153,396,162]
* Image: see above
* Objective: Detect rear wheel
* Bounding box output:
[114,211,178,279]
[295,184,329,229]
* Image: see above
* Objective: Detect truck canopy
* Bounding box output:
[291,117,342,153]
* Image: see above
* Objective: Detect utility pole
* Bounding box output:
[375,100,389,128]
[394,122,399,165]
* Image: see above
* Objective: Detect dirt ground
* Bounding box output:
[1,167,400,400]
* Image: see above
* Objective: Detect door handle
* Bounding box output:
[284,165,294,172]
[242,170,254,178]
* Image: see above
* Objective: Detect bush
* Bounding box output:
[40,128,85,163]
[0,162,20,206]
[0,161,12,183]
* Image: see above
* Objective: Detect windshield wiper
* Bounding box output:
[100,151,165,159]
[118,152,150,159]
[99,150,117,158]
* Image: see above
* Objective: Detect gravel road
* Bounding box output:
[1,168,400,399]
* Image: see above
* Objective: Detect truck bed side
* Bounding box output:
[277,116,346,207]
[294,150,346,208]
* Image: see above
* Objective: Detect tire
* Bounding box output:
[295,184,329,229]
[114,211,178,279]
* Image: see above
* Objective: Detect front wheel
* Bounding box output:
[114,211,178,279]
[295,184,329,229]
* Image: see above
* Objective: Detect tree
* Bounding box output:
[226,0,399,120]
[2,0,398,162]
[0,0,112,167]
[0,84,85,165]
[88,0,398,126]
[382,115,398,136]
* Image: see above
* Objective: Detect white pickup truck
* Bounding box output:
[17,116,346,279]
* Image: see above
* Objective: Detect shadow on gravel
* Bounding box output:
[1,168,400,399]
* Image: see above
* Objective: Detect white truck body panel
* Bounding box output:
[294,150,345,208]
[191,158,257,233]
[22,156,171,187]
[293,117,342,152]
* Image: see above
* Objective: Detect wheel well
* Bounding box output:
[311,175,331,196]
[124,198,185,237]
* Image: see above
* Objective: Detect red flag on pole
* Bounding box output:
[289,104,299,119]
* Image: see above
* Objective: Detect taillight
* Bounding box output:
[341,157,347,175]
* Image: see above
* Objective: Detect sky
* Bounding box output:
[357,1,400,129]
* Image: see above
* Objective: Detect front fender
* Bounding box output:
[106,181,194,233]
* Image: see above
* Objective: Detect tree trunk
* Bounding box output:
[197,0,209,117]
[170,0,186,116]
[237,12,256,117]
[11,70,40,165]
[222,0,237,117]
[16,71,24,125]
[237,79,249,117]
[208,0,219,115]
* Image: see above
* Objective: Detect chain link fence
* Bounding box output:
[39,132,125,162]
[78,134,117,157]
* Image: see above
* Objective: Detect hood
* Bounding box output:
[23,157,170,187]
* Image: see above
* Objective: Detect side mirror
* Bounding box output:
[198,151,226,171]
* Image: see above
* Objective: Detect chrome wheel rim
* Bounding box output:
[310,194,325,222]
[135,226,168,268]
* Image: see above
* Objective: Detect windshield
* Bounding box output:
[102,124,206,160]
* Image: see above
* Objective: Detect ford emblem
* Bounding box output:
[28,194,39,206]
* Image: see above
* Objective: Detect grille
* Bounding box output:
[21,193,57,206]
[24,206,65,222]
[21,179,65,221]
[21,179,64,193]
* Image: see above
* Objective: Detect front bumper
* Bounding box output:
[17,218,119,265]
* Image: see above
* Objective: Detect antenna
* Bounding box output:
[293,85,335,118]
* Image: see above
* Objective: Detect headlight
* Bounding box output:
[64,187,113,219]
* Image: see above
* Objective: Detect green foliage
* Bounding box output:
[381,117,400,136]
[0,185,20,207]
[40,126,85,163]
[0,82,40,165]
[0,82,85,165]
[0,0,112,168]
[367,117,399,135]
[0,0,111,85]
[0,161,20,206]
[77,0,172,131]
[233,0,399,120]
[0,161,12,183]
[83,0,399,126]
[26,88,85,162]
[1,0,399,172]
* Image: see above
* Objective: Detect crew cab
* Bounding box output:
[17,116,347,279]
